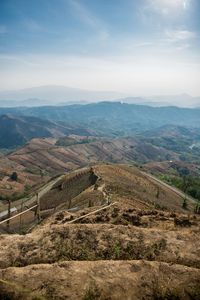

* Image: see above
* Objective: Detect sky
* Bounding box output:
[0,0,199,96]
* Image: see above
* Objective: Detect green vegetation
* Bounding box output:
[157,173,200,206]
[55,136,97,147]
[0,191,29,202]
[83,282,101,300]
[194,200,200,214]
[10,171,18,181]
[182,198,188,210]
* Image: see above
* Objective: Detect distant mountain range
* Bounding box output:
[0,102,200,149]
[0,102,200,137]
[121,94,200,108]
[0,85,199,107]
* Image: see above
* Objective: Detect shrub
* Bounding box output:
[10,171,18,181]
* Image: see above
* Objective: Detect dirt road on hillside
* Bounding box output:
[143,172,196,204]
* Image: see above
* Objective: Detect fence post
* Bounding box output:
[20,199,23,229]
[36,193,41,222]
[6,200,11,230]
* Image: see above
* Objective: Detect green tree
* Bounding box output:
[195,200,200,214]
[182,198,188,210]
[10,171,18,181]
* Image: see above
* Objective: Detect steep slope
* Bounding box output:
[0,165,199,299]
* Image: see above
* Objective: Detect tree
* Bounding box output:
[194,193,200,214]
[195,200,200,214]
[182,197,188,210]
[10,171,18,181]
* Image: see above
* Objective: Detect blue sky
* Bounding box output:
[0,0,199,96]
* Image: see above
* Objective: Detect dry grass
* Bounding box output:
[0,261,200,300]
[0,164,199,299]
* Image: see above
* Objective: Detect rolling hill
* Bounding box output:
[7,136,178,175]
[0,133,178,199]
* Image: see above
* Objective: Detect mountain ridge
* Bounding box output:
[0,102,198,134]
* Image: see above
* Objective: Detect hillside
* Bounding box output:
[2,122,200,200]
[7,136,178,175]
[0,114,91,149]
[0,132,179,200]
[0,164,199,299]
[140,125,200,153]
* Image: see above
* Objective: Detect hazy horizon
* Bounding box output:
[0,84,199,99]
[0,0,199,97]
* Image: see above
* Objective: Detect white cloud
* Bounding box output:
[147,0,190,14]
[165,29,196,41]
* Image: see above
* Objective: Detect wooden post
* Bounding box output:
[6,200,11,230]
[88,199,92,208]
[68,198,72,209]
[20,199,23,229]
[36,193,41,222]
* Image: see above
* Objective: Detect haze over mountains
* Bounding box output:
[0,85,200,107]
[0,85,126,107]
